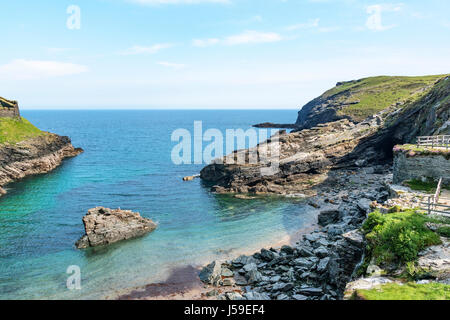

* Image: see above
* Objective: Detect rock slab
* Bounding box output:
[76,207,157,249]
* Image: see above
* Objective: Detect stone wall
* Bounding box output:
[393,152,450,184]
[0,98,20,118]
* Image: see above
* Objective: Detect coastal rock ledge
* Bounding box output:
[0,134,83,197]
[76,207,157,249]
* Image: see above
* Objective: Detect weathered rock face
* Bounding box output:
[201,117,384,194]
[0,134,83,196]
[417,238,450,281]
[393,152,450,184]
[201,76,450,195]
[76,207,157,249]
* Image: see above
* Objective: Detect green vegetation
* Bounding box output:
[354,282,450,300]
[388,205,402,213]
[404,179,438,193]
[0,117,43,145]
[437,226,450,238]
[323,75,448,121]
[362,209,441,268]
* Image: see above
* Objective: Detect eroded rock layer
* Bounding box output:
[0,134,83,196]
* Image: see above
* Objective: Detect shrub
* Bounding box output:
[437,226,450,238]
[362,210,441,268]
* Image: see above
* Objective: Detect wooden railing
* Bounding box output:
[421,178,450,216]
[417,135,450,149]
[423,198,450,216]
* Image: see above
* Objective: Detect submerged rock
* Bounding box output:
[75,207,157,249]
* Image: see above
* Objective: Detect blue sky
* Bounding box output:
[1,0,449,109]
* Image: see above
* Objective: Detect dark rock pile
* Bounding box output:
[199,169,391,300]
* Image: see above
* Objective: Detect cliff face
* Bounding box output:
[0,132,83,196]
[201,75,450,195]
[295,75,448,130]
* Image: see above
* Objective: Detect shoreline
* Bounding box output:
[113,212,324,300]
[115,167,393,301]
[113,181,348,300]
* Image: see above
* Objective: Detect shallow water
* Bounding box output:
[0,110,317,300]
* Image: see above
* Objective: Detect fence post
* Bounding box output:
[428,196,431,215]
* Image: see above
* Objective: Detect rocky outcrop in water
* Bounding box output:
[201,116,384,195]
[0,134,83,196]
[76,207,157,249]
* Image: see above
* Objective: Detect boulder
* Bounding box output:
[298,287,323,296]
[260,248,275,261]
[344,277,395,300]
[317,257,331,273]
[75,207,157,249]
[318,210,340,227]
[417,238,450,281]
[357,198,372,214]
[199,261,222,285]
[292,294,308,300]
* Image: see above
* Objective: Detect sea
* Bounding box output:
[0,110,317,299]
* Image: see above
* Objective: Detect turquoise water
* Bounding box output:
[0,110,316,300]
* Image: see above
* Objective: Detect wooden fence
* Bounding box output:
[420,178,450,216]
[417,135,450,149]
[422,198,450,216]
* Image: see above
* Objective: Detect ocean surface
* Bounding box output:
[0,110,317,300]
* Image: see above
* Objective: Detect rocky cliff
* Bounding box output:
[295,75,448,130]
[201,75,450,195]
[0,132,83,196]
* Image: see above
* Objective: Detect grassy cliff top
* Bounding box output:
[0,117,44,145]
[324,74,449,121]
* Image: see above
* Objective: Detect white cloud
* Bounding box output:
[0,59,88,80]
[285,18,320,31]
[224,31,282,45]
[193,31,282,47]
[128,0,230,5]
[157,61,186,69]
[119,43,174,55]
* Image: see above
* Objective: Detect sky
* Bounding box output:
[0,0,449,109]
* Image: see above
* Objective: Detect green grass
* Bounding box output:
[437,226,450,238]
[404,179,438,193]
[354,282,450,300]
[362,209,441,268]
[0,117,43,145]
[324,75,449,121]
